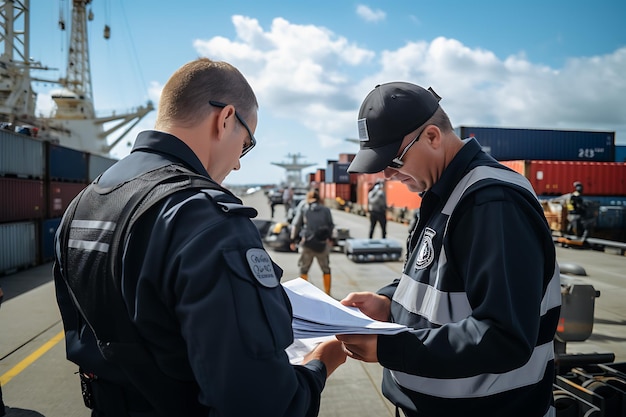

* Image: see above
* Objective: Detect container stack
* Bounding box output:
[309,126,624,243]
[0,130,118,275]
[455,126,626,243]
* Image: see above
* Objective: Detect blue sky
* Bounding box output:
[29,0,626,185]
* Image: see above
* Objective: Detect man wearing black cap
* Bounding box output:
[337,82,561,417]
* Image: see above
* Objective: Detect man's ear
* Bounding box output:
[423,125,441,149]
[214,105,236,139]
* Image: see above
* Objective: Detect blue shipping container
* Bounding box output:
[326,161,351,184]
[40,217,62,262]
[48,143,88,182]
[455,126,615,162]
[596,206,626,230]
[615,145,626,162]
[88,154,118,182]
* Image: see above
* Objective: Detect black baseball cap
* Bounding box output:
[347,82,441,173]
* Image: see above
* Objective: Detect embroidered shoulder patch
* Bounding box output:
[246,248,279,288]
[414,227,436,270]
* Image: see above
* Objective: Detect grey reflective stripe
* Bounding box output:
[545,406,556,417]
[442,165,538,216]
[68,219,116,253]
[390,342,554,398]
[68,239,109,253]
[543,264,562,314]
[394,274,472,325]
[71,219,116,231]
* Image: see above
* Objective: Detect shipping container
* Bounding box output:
[88,153,118,182]
[595,206,626,230]
[616,145,626,163]
[583,195,626,207]
[322,183,352,202]
[40,217,62,262]
[0,221,38,275]
[355,173,385,209]
[0,178,45,223]
[500,160,626,196]
[47,181,86,218]
[47,143,88,182]
[0,130,45,178]
[386,180,422,211]
[338,153,356,163]
[314,168,325,183]
[326,161,351,184]
[539,195,626,207]
[456,126,615,162]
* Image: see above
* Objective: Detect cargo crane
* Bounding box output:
[0,0,153,156]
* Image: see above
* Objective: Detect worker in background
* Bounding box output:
[290,189,335,295]
[282,185,294,215]
[566,181,585,237]
[367,179,388,239]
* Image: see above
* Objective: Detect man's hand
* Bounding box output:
[336,334,379,363]
[340,292,391,322]
[302,338,347,377]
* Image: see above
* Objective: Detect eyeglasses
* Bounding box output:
[209,100,256,157]
[387,127,426,169]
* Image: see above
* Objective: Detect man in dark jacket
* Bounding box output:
[337,82,560,417]
[53,58,345,417]
[367,180,387,238]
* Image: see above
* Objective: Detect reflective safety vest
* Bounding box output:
[56,164,223,416]
[391,165,560,409]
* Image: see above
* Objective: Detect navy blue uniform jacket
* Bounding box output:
[54,130,327,416]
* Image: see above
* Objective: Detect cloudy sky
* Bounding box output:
[29,0,626,185]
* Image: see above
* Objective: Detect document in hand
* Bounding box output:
[282,278,408,339]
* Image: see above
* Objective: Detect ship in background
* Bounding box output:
[0,0,153,156]
[0,0,154,277]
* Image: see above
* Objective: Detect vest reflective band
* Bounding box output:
[391,342,554,398]
[390,165,561,398]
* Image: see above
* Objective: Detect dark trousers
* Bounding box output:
[369,211,387,239]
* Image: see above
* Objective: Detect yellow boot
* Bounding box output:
[323,273,331,295]
[300,274,308,281]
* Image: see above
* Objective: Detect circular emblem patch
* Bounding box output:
[246,248,279,288]
[414,228,436,270]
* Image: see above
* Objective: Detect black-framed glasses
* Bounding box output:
[387,126,427,169]
[209,100,256,157]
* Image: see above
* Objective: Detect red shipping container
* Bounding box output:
[334,183,352,202]
[0,178,45,222]
[386,180,422,210]
[338,153,356,163]
[355,173,386,208]
[48,181,86,218]
[501,160,626,196]
[314,168,325,183]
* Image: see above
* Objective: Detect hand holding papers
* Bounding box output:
[282,278,407,339]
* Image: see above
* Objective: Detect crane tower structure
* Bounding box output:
[0,0,154,156]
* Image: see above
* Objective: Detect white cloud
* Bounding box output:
[190,17,626,184]
[356,5,386,23]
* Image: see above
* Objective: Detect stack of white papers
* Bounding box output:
[282,278,408,339]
